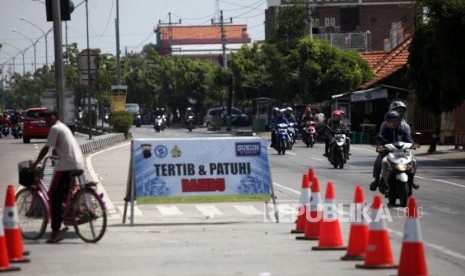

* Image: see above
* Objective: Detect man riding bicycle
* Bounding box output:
[29,110,85,243]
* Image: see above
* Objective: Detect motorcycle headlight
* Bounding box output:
[396,164,407,172]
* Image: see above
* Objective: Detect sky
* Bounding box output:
[0,0,268,75]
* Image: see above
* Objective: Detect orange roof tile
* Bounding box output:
[359,36,412,89]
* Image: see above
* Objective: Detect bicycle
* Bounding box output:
[15,156,107,243]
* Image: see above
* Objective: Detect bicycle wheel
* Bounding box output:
[15,188,48,240]
[71,188,107,243]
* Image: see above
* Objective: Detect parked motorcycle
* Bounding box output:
[326,126,349,169]
[303,120,316,147]
[376,135,417,207]
[275,123,291,155]
[154,116,164,132]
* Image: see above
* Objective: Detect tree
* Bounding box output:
[267,1,309,54]
[407,0,465,152]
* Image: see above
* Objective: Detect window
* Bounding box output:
[324,17,336,27]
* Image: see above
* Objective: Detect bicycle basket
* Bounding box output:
[18,161,36,187]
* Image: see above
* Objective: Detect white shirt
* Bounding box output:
[46,121,85,171]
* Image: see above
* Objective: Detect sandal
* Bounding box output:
[46,227,68,244]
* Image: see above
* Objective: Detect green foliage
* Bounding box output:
[81,110,98,128]
[108,111,133,135]
[408,0,465,115]
[267,1,309,54]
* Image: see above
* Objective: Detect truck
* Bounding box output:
[40,89,76,133]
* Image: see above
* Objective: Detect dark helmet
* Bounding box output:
[331,110,344,123]
[389,101,407,115]
[385,110,401,121]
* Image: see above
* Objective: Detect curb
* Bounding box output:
[77,133,127,155]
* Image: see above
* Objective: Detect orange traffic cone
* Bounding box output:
[0,220,20,272]
[3,185,30,263]
[307,167,315,186]
[291,173,311,234]
[397,197,428,276]
[341,185,369,260]
[312,182,347,251]
[296,176,322,241]
[356,195,397,269]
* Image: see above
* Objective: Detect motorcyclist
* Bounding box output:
[324,109,350,158]
[370,101,411,191]
[284,107,296,122]
[301,107,313,126]
[273,109,289,149]
[185,107,195,122]
[370,110,419,191]
[379,101,410,133]
[270,107,280,148]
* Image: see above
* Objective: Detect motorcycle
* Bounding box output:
[326,126,349,169]
[154,116,164,132]
[12,122,23,139]
[2,124,10,138]
[303,120,316,147]
[275,123,291,155]
[287,121,297,149]
[186,115,195,132]
[376,136,417,207]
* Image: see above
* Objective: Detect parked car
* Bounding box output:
[204,107,249,130]
[22,107,50,143]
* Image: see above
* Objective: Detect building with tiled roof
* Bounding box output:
[331,35,436,143]
[154,25,251,64]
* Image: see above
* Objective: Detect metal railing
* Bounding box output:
[313,31,372,52]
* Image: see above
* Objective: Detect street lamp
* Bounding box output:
[4,41,29,75]
[1,51,16,74]
[12,29,40,72]
[20,17,53,66]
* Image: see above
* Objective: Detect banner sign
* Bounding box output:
[111,85,127,112]
[130,137,272,204]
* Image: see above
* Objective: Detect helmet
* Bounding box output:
[186,107,192,111]
[272,107,280,116]
[385,110,401,121]
[389,101,407,115]
[331,110,344,122]
[277,109,285,117]
[285,106,293,112]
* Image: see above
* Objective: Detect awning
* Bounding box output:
[350,87,388,102]
[332,87,387,101]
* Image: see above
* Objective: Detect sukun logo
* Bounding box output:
[235,142,261,156]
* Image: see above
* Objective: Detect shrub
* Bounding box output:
[109,111,133,135]
[81,110,98,128]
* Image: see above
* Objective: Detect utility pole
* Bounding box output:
[306,0,313,39]
[116,0,121,84]
[158,12,181,55]
[212,10,233,131]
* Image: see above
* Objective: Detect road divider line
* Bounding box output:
[416,176,465,188]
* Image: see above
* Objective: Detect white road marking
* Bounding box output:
[416,176,465,189]
[156,205,182,216]
[234,205,263,215]
[273,181,465,262]
[196,205,223,216]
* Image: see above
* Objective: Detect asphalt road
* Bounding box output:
[0,126,464,275]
